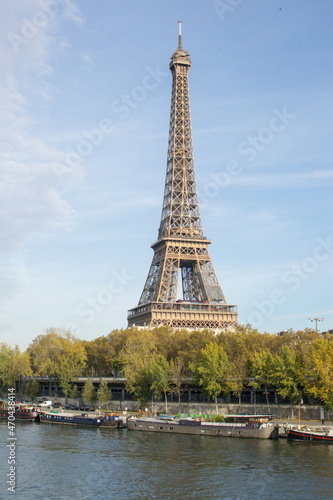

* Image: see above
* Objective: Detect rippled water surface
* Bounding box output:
[1,422,333,499]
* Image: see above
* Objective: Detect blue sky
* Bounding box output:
[1,0,332,349]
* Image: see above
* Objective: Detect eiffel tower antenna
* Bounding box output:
[178,20,182,48]
[128,24,237,330]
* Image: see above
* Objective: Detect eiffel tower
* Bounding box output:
[128,22,237,329]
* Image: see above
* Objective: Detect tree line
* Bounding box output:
[1,326,332,411]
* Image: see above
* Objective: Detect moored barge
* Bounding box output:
[286,425,333,443]
[39,410,122,428]
[127,415,278,439]
[0,404,39,422]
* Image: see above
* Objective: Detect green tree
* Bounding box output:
[0,344,13,390]
[82,378,97,405]
[111,360,123,378]
[218,326,261,404]
[0,344,32,392]
[106,328,133,358]
[121,330,157,408]
[12,348,32,395]
[28,329,63,378]
[150,356,171,414]
[169,357,186,407]
[304,337,333,410]
[57,357,74,403]
[177,330,215,374]
[83,336,116,376]
[152,326,175,361]
[28,328,86,400]
[249,350,275,409]
[70,384,80,400]
[57,334,87,402]
[98,379,111,409]
[270,346,302,417]
[23,378,41,400]
[191,341,233,414]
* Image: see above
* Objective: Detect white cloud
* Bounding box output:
[61,1,85,25]
[0,100,77,254]
[80,51,94,71]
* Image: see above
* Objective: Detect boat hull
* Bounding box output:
[127,418,278,439]
[39,411,121,428]
[287,428,333,443]
[40,412,103,426]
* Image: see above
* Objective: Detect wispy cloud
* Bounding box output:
[80,51,93,70]
[0,1,84,295]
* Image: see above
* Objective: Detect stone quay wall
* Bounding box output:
[69,399,330,421]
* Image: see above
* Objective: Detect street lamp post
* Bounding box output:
[308,317,324,333]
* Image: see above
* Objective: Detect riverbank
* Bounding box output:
[54,398,331,422]
[101,401,332,422]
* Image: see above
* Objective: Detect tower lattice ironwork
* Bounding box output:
[128,23,237,329]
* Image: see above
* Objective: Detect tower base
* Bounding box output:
[128,301,237,329]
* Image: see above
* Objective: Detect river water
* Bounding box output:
[1,422,333,499]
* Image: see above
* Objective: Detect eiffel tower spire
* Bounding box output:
[128,24,237,329]
[159,21,202,241]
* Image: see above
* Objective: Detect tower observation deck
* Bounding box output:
[127,22,237,330]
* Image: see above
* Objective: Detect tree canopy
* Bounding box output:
[4,325,332,410]
[191,341,234,414]
[27,328,86,399]
[0,343,32,391]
